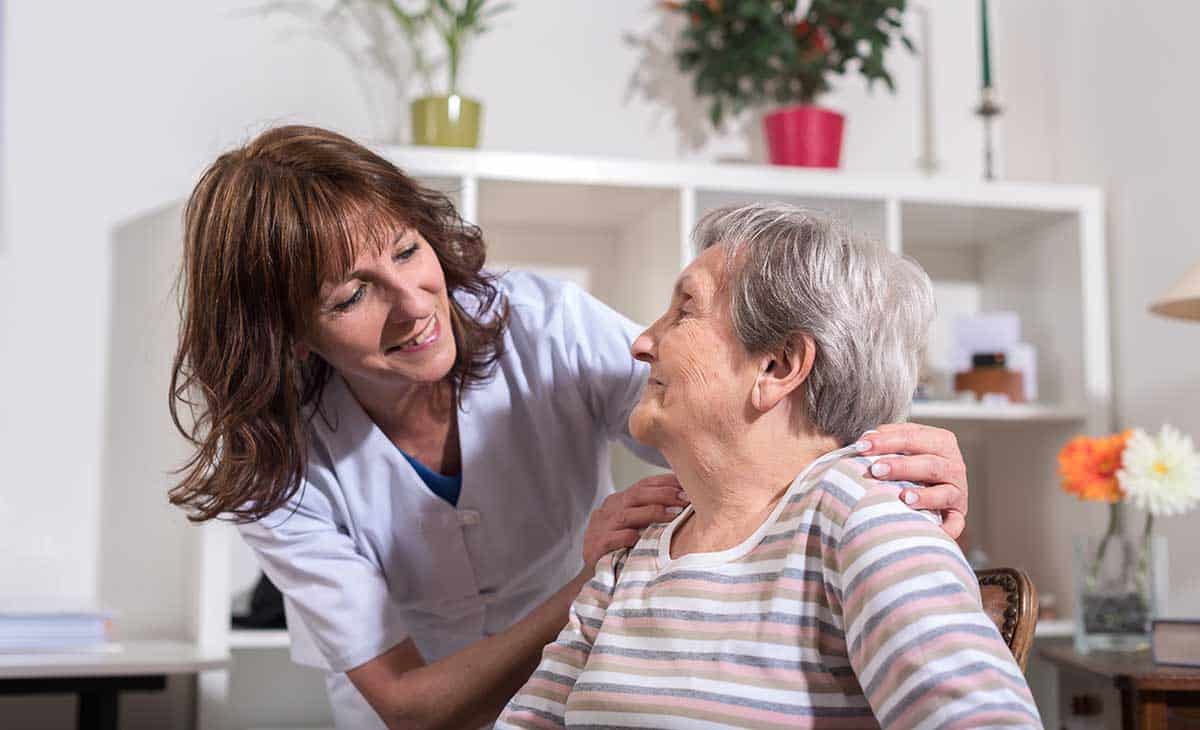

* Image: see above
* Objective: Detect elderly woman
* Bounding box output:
[497,205,1041,729]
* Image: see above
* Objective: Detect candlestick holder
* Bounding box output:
[975,86,1003,181]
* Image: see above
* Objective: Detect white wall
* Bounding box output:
[996,0,1200,617]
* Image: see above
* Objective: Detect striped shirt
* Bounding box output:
[497,446,1041,729]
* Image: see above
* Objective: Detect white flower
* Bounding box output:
[1118,425,1200,516]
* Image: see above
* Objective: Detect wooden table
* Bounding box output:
[1040,644,1200,729]
[0,640,227,730]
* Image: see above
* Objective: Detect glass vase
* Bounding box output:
[1073,504,1158,653]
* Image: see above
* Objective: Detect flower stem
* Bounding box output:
[1137,512,1154,596]
[1089,501,1122,587]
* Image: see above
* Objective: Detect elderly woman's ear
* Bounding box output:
[750,333,817,413]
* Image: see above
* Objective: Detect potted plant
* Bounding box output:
[344,0,512,148]
[661,0,913,168]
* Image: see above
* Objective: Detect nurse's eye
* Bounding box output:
[394,243,419,262]
[334,285,366,312]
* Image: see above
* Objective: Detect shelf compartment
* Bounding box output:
[904,207,1088,410]
[478,179,678,232]
[477,180,684,328]
[900,200,1079,249]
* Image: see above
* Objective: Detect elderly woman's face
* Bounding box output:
[629,245,758,449]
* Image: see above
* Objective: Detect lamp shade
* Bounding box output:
[1150,261,1200,321]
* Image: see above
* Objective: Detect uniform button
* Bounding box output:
[458,509,481,526]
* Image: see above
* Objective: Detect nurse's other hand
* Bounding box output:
[855,423,969,540]
[582,474,691,567]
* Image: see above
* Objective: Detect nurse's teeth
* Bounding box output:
[400,316,436,348]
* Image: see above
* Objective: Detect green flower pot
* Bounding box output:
[411,94,482,148]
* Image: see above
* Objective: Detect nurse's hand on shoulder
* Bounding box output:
[582,474,691,567]
[854,422,969,540]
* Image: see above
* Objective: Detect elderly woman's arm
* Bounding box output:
[496,550,624,729]
[835,481,1041,729]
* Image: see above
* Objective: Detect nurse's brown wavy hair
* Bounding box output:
[169,125,508,523]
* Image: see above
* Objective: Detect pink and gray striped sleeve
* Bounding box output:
[835,484,1042,729]
[496,550,624,729]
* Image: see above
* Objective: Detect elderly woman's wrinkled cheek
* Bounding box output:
[674,352,743,438]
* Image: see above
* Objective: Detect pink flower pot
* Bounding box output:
[763,105,845,168]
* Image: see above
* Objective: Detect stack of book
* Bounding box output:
[0,601,113,654]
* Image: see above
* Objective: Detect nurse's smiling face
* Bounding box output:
[303,226,457,391]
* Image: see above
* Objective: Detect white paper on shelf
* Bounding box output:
[954,311,1020,359]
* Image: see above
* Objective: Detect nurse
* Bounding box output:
[168,125,972,730]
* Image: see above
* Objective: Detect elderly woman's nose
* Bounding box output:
[631,329,655,362]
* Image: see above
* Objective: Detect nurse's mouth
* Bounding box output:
[387,314,440,354]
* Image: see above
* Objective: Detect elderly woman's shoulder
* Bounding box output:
[801,451,943,531]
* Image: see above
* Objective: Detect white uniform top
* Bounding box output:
[238,271,663,728]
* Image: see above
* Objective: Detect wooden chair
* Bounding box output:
[977,568,1039,671]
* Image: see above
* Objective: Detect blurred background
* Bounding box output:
[2,1,1199,728]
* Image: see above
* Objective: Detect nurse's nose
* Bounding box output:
[383,280,434,324]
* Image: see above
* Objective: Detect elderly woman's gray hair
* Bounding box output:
[695,203,935,445]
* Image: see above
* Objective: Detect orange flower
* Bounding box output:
[1058,431,1133,502]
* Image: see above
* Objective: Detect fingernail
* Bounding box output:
[666,506,684,515]
[862,429,880,436]
[853,440,871,453]
[677,490,691,502]
[903,490,919,505]
[870,462,891,477]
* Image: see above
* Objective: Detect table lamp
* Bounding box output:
[1150,262,1200,321]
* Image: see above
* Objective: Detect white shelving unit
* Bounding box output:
[104,147,1107,728]
[910,402,1087,422]
[229,630,291,651]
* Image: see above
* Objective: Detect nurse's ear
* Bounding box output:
[292,340,312,361]
[750,333,816,413]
